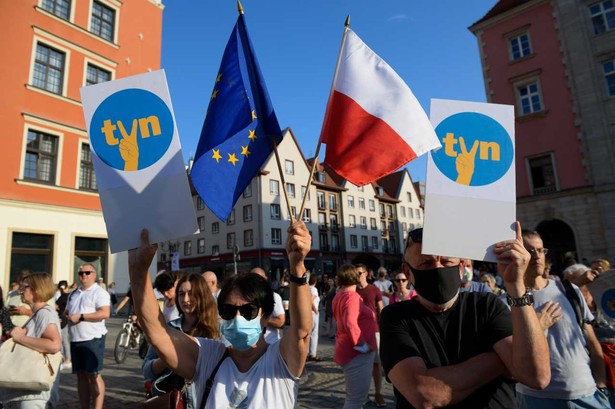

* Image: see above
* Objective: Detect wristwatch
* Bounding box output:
[79,313,85,322]
[288,274,308,285]
[506,289,534,307]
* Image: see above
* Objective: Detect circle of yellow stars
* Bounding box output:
[209,72,258,166]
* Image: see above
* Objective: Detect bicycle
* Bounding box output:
[114,315,148,363]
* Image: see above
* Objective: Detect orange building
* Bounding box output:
[0,0,163,290]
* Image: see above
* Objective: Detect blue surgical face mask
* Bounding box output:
[220,315,263,351]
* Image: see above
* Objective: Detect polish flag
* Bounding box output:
[321,29,441,186]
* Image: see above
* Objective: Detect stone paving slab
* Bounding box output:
[56,317,395,408]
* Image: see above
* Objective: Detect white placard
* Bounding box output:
[80,70,198,253]
[587,269,615,324]
[422,99,516,262]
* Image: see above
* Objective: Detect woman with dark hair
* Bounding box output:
[0,285,15,342]
[389,270,417,304]
[142,273,220,408]
[129,222,312,407]
[0,272,61,408]
[333,264,378,409]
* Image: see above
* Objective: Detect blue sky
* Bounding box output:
[161,1,498,183]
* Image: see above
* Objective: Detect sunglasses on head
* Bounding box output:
[407,228,423,244]
[78,271,94,276]
[220,303,260,321]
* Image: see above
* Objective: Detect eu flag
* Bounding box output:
[190,14,283,221]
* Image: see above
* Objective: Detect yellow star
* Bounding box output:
[251,110,257,120]
[248,129,256,141]
[241,145,251,157]
[228,153,239,166]
[212,149,222,163]
[211,89,219,100]
[216,73,222,83]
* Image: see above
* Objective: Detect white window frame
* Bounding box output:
[515,79,544,116]
[508,32,532,61]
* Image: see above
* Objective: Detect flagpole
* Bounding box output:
[271,135,295,223]
[237,0,243,14]
[298,16,351,221]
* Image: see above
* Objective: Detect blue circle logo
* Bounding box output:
[90,89,174,171]
[601,289,615,319]
[431,112,513,186]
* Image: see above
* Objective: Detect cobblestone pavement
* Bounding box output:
[57,316,395,408]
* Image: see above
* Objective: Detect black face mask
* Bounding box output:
[409,265,461,305]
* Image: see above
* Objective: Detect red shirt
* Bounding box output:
[357,283,382,314]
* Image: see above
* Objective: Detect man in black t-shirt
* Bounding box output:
[380,223,550,409]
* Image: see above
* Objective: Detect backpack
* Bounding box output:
[555,279,585,329]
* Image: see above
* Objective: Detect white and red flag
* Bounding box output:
[321,29,441,186]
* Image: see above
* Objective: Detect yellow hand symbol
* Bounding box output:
[118,119,139,171]
[455,137,479,185]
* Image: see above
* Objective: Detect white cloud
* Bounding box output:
[387,14,408,22]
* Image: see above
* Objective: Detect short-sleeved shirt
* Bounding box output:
[66,283,110,342]
[380,292,514,409]
[357,284,383,316]
[193,338,299,408]
[264,292,285,344]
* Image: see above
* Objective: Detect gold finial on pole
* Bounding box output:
[237,0,244,15]
[345,15,350,27]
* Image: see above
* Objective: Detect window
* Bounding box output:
[91,1,115,42]
[301,186,310,201]
[270,204,281,220]
[244,230,253,247]
[212,245,219,256]
[271,228,282,245]
[285,160,294,175]
[212,222,219,234]
[407,192,412,202]
[9,232,54,283]
[349,215,356,228]
[369,200,375,211]
[331,235,339,251]
[348,196,355,208]
[33,43,65,94]
[41,0,70,20]
[86,64,111,86]
[528,154,558,194]
[226,209,235,225]
[243,205,253,222]
[290,206,297,221]
[508,32,532,60]
[372,236,379,249]
[270,180,279,196]
[24,130,58,183]
[400,207,406,218]
[387,205,393,218]
[286,183,295,199]
[361,236,369,251]
[317,172,326,183]
[197,196,205,210]
[227,233,235,249]
[415,209,421,219]
[330,214,338,230]
[517,81,543,115]
[376,187,384,196]
[317,192,326,209]
[590,1,615,35]
[73,237,107,283]
[302,208,312,223]
[379,204,385,217]
[197,239,205,254]
[370,218,377,230]
[604,60,615,96]
[402,222,407,233]
[408,207,414,219]
[79,143,97,190]
[184,241,192,256]
[350,235,358,249]
[329,194,337,211]
[359,198,365,210]
[243,182,252,198]
[318,212,327,226]
[319,233,328,251]
[360,216,367,229]
[197,216,205,232]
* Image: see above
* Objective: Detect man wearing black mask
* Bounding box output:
[380,222,550,409]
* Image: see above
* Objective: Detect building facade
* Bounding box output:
[470,0,615,270]
[0,0,163,291]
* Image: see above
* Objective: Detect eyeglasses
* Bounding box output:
[78,271,94,276]
[220,303,260,321]
[407,228,423,244]
[393,279,407,283]
[527,248,549,256]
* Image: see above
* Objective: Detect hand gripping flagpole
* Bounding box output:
[298,15,351,221]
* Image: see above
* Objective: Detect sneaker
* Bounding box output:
[374,393,386,407]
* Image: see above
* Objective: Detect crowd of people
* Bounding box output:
[1,220,614,408]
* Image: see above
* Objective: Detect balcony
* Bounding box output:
[331,224,339,232]
[381,229,389,237]
[319,224,329,231]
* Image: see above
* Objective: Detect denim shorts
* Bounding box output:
[71,335,106,376]
[517,389,611,409]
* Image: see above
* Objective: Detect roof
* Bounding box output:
[469,0,531,29]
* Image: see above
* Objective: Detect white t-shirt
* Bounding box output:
[264,292,285,344]
[310,285,320,312]
[162,301,180,323]
[374,279,392,306]
[193,338,299,408]
[66,283,110,342]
